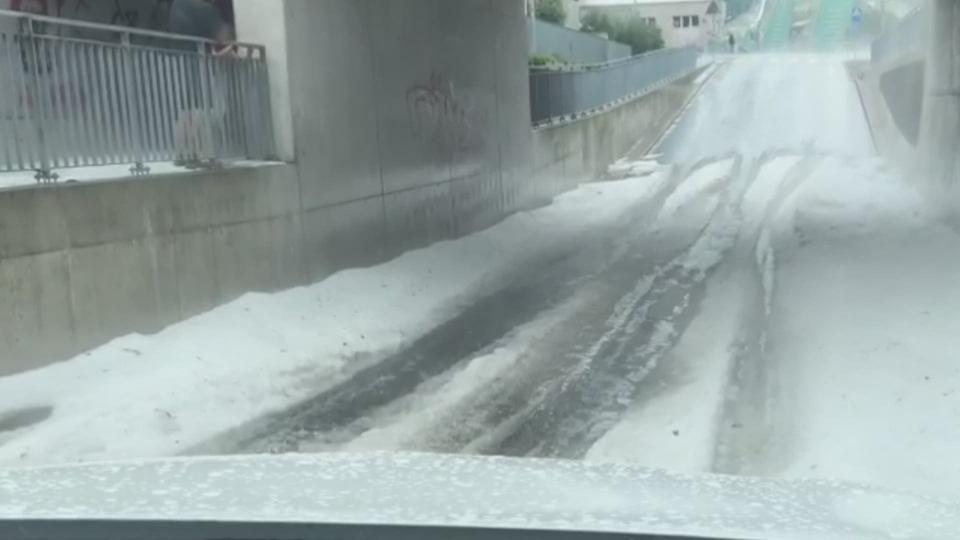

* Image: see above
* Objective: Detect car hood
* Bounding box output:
[0,452,957,540]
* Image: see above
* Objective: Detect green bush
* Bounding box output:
[581,13,665,55]
[536,0,567,24]
[529,53,567,67]
[580,11,615,34]
[615,16,665,54]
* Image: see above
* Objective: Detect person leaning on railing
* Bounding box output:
[169,0,235,167]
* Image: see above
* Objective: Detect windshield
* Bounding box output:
[0,0,953,537]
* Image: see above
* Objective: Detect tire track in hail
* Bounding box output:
[187,164,690,456]
[710,153,822,476]
[466,155,758,459]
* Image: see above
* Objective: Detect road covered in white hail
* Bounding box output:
[588,56,960,501]
[3,54,960,506]
[201,55,960,499]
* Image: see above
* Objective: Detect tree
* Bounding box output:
[614,16,665,54]
[536,0,566,25]
[581,12,664,55]
[580,11,615,34]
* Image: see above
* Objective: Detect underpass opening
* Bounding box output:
[3,6,960,538]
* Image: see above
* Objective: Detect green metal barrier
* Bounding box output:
[813,0,856,49]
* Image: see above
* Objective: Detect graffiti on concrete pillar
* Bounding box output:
[406,71,475,152]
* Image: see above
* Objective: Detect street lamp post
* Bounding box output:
[880,0,886,32]
[529,0,538,52]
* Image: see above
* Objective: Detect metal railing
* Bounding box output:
[0,10,275,183]
[529,46,698,125]
[871,6,925,65]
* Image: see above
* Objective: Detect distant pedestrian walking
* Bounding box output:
[728,33,736,53]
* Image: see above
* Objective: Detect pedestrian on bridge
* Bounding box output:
[170,0,235,167]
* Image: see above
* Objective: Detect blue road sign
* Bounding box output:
[851,6,864,24]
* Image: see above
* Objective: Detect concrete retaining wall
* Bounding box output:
[0,165,302,376]
[861,0,960,209]
[267,0,536,280]
[854,55,923,172]
[2,0,538,376]
[530,69,705,203]
[855,2,928,173]
[1,3,702,376]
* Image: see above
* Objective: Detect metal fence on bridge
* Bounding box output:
[0,10,274,182]
[529,46,698,125]
[528,18,633,65]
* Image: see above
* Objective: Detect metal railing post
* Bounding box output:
[122,32,149,175]
[22,16,57,183]
[243,48,264,159]
[256,46,277,160]
[197,41,219,167]
[1,32,26,172]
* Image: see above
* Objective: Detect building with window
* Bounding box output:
[580,0,727,48]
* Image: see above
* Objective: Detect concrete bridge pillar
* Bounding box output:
[920,0,960,194]
[231,0,534,278]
